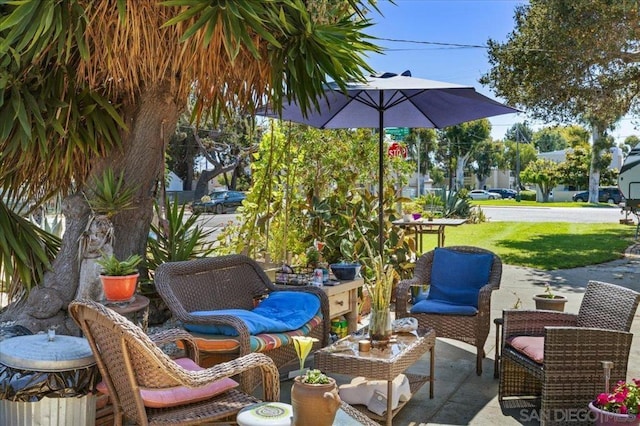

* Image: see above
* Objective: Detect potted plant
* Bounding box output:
[96,253,143,302]
[402,208,412,222]
[532,283,567,311]
[290,369,341,426]
[306,246,320,268]
[76,169,137,302]
[589,378,640,425]
[366,253,397,348]
[289,336,340,425]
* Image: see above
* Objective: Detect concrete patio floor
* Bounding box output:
[278,245,640,425]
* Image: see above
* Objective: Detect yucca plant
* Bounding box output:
[85,169,136,218]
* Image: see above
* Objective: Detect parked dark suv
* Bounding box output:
[572,187,624,204]
[192,190,247,214]
[488,188,517,199]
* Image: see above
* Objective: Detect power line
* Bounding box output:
[378,37,488,49]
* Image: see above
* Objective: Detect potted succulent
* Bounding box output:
[289,336,340,425]
[532,283,567,311]
[589,378,640,425]
[291,369,341,426]
[96,253,143,302]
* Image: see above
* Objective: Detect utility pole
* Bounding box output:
[416,133,421,197]
[515,125,522,202]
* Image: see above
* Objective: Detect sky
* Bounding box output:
[364,0,639,143]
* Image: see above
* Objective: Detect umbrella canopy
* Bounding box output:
[264,71,519,254]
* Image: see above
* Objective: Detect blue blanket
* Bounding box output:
[185,291,321,336]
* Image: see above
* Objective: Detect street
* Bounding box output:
[482,205,634,223]
[190,205,638,243]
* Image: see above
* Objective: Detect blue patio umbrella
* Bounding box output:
[264,71,519,254]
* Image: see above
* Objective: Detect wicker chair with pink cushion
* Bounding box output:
[395,246,502,375]
[499,280,640,426]
[69,300,279,426]
[155,254,330,393]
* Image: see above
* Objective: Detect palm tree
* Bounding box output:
[0,0,380,332]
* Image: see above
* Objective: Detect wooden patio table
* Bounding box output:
[393,218,467,253]
[315,328,435,426]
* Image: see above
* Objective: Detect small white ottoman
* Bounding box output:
[236,402,293,426]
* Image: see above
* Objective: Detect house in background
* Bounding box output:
[167,171,183,191]
[537,146,624,202]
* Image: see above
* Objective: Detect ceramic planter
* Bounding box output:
[291,376,340,426]
[588,401,640,425]
[100,273,139,302]
[532,294,567,311]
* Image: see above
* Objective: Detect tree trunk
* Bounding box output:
[455,156,464,189]
[0,84,181,334]
[588,123,604,204]
[455,153,470,189]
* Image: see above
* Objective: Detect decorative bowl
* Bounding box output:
[412,213,422,220]
[329,263,361,281]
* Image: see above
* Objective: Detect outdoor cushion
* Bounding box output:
[427,248,493,307]
[181,314,323,354]
[95,357,239,408]
[411,286,430,304]
[410,299,478,316]
[505,335,545,364]
[185,291,320,336]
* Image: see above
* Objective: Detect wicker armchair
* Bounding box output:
[69,300,279,426]
[155,254,330,392]
[395,246,502,375]
[499,281,640,426]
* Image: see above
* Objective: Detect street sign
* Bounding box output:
[385,127,409,141]
[387,142,407,158]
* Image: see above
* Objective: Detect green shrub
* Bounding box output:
[519,190,536,201]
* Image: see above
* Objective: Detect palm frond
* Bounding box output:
[0,200,60,300]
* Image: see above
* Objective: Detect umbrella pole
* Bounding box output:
[378,101,385,256]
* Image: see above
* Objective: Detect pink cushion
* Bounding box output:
[506,335,545,364]
[95,357,239,408]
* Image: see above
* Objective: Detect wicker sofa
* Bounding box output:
[395,246,502,375]
[155,254,330,392]
[499,280,640,426]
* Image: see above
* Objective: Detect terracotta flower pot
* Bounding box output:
[532,294,567,311]
[291,376,341,426]
[588,401,640,425]
[100,273,139,302]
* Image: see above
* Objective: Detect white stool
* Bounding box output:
[236,402,293,426]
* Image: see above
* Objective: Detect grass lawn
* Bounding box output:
[419,222,636,270]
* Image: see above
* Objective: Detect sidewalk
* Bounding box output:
[280,244,640,425]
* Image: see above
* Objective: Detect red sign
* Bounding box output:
[387,142,407,158]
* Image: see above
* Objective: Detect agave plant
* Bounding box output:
[144,198,215,282]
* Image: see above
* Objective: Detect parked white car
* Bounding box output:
[468,190,502,200]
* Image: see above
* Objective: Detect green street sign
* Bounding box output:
[385,127,409,141]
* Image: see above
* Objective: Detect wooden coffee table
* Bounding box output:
[314,328,436,426]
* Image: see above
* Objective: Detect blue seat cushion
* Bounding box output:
[410,299,478,316]
[185,291,320,336]
[427,248,493,308]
